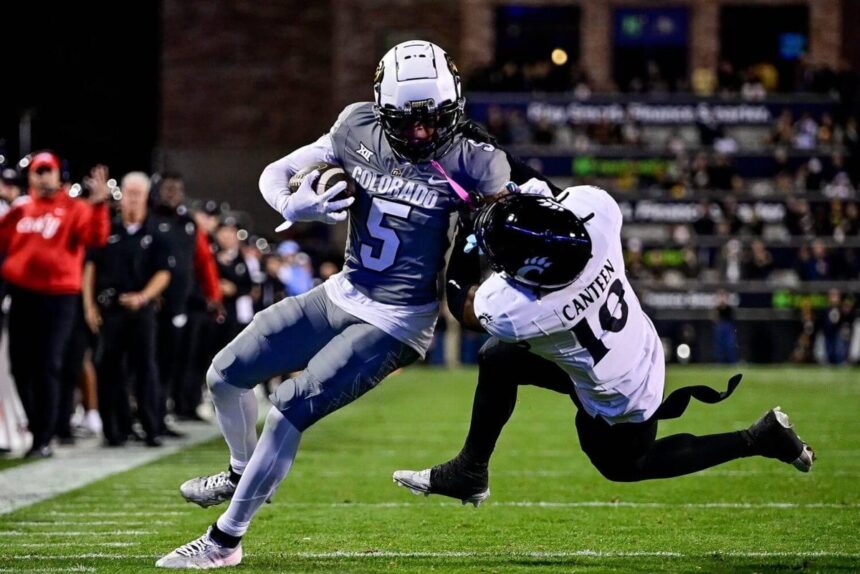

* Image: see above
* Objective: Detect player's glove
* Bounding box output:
[514,178,554,198]
[281,170,355,225]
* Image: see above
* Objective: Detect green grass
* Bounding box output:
[0,456,32,472]
[1,366,859,573]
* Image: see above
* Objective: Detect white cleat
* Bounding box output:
[180,472,236,508]
[393,469,433,496]
[748,407,816,473]
[156,527,242,569]
[393,468,490,507]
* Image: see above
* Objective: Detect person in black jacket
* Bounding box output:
[151,173,222,434]
[84,172,173,447]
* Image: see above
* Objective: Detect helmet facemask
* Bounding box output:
[373,42,465,162]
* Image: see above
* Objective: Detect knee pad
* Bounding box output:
[206,360,248,397]
[268,373,321,432]
[208,344,259,392]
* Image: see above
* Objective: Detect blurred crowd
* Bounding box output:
[0,153,338,458]
[471,55,859,367]
[469,55,858,101]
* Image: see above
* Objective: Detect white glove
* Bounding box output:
[280,170,355,227]
[516,178,554,198]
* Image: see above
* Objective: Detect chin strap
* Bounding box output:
[430,160,474,208]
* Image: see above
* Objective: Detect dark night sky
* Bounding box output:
[2,2,159,181]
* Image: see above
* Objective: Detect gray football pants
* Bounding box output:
[208,284,420,431]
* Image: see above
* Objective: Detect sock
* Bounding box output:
[208,365,258,473]
[209,523,242,548]
[228,466,242,485]
[458,370,519,467]
[636,431,753,479]
[216,407,301,537]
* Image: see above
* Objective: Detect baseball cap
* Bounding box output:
[201,199,221,216]
[29,152,61,172]
[277,240,300,257]
[1,168,22,186]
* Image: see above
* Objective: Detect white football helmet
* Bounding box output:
[373,40,465,161]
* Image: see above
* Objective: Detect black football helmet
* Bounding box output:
[474,194,592,290]
[373,41,465,162]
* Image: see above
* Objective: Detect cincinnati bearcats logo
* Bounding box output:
[516,256,551,278]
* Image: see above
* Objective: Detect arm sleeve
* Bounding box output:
[78,202,111,247]
[445,222,482,324]
[192,229,222,302]
[258,133,337,217]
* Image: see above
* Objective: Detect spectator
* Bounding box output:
[744,240,774,280]
[798,240,831,280]
[0,168,26,346]
[214,219,254,346]
[255,254,286,312]
[708,154,741,190]
[785,198,813,236]
[791,299,817,363]
[0,168,25,217]
[819,289,851,364]
[717,237,743,283]
[792,112,818,150]
[712,291,739,364]
[717,59,741,93]
[151,172,222,436]
[0,152,110,458]
[770,110,794,146]
[276,240,314,296]
[85,172,171,447]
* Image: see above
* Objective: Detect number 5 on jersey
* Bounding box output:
[360,197,411,272]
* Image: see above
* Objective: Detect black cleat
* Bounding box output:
[25,444,54,459]
[393,456,490,507]
[748,407,815,472]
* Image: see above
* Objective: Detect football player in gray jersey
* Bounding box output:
[157,40,509,568]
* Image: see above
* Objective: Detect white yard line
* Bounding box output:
[7,542,139,548]
[0,568,96,573]
[4,550,860,561]
[8,520,173,526]
[34,510,189,522]
[295,550,860,559]
[0,530,152,536]
[0,423,219,516]
[30,500,860,512]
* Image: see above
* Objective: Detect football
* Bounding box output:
[288,162,355,206]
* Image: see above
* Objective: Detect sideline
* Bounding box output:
[0,422,219,515]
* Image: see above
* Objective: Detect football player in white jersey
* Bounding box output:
[393,185,815,506]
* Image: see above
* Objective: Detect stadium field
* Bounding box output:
[1,366,858,573]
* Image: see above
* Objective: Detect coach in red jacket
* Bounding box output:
[0,151,110,458]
